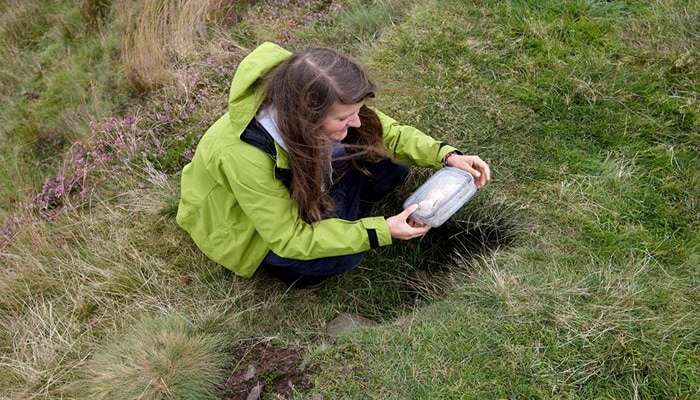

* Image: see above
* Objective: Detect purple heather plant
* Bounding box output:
[181,146,195,162]
[0,216,25,249]
[32,175,78,215]
[30,115,141,219]
[9,39,241,239]
[91,115,140,162]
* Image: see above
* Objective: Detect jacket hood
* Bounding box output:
[228,42,292,130]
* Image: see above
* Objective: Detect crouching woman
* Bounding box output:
[176,42,490,286]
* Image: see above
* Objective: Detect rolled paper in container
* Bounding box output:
[402,167,477,227]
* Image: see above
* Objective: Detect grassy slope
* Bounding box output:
[0,0,130,212]
[0,0,697,399]
[307,0,699,398]
[1,1,423,398]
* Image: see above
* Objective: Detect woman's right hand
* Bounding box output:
[386,204,431,240]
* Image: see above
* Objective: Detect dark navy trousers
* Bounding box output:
[261,158,409,286]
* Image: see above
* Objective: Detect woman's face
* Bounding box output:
[319,101,364,142]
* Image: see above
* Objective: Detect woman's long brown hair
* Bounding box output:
[263,48,388,223]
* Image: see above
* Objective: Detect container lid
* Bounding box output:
[403,167,477,227]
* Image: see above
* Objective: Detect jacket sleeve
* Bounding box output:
[373,108,461,169]
[217,147,392,260]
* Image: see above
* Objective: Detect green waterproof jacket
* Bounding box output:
[176,42,460,277]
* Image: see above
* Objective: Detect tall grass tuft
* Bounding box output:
[0,295,84,399]
[336,0,396,40]
[81,315,227,400]
[82,0,112,29]
[119,0,229,92]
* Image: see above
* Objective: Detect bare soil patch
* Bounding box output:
[221,341,312,400]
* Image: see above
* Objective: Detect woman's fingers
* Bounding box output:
[466,166,481,179]
[408,218,428,228]
[474,157,491,184]
[481,160,491,182]
[458,160,485,187]
[468,160,489,188]
[448,154,491,188]
[400,204,419,220]
[462,164,484,188]
[400,216,430,239]
[408,224,430,238]
[387,206,430,240]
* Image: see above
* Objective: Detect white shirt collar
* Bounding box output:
[255,105,288,152]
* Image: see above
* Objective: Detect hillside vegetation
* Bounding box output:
[1,0,698,399]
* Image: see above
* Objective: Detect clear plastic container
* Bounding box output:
[403,167,477,227]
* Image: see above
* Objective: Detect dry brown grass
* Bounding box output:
[119,0,232,93]
[0,164,254,398]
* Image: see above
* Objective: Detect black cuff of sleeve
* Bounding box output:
[439,145,463,167]
[367,228,379,249]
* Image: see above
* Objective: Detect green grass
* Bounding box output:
[1,0,698,399]
[81,315,227,400]
[298,0,415,54]
[305,0,699,397]
[0,0,130,212]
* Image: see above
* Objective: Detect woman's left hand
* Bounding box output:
[446,154,491,189]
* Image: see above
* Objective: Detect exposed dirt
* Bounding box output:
[325,185,525,321]
[221,341,312,400]
[412,201,523,270]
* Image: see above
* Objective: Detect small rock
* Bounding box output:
[326,313,378,338]
[179,274,192,286]
[243,364,256,381]
[464,38,480,48]
[245,382,262,400]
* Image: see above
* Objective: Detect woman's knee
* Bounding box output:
[261,250,366,277]
[362,159,410,202]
